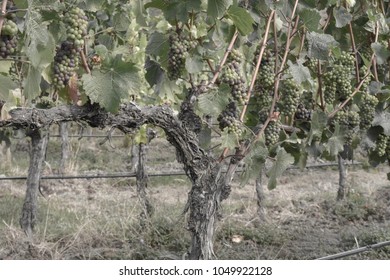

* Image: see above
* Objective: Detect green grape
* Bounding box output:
[359,93,378,130]
[217,101,243,136]
[0,35,17,58]
[323,51,354,104]
[221,56,247,105]
[265,120,281,146]
[375,133,388,157]
[52,41,80,90]
[64,7,88,51]
[279,78,301,117]
[332,110,360,145]
[167,30,196,80]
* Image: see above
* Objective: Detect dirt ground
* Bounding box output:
[1,136,390,259]
[1,164,390,260]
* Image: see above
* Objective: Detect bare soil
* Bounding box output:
[1,136,390,259]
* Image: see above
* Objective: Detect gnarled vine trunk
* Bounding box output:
[20,129,49,237]
[337,153,347,200]
[0,103,238,259]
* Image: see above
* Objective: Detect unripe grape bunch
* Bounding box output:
[218,101,243,136]
[167,30,196,80]
[52,7,88,90]
[0,2,19,59]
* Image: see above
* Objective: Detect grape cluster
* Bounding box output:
[375,133,388,157]
[295,91,314,121]
[295,104,311,120]
[323,52,354,104]
[64,7,88,50]
[217,101,242,136]
[167,30,196,80]
[265,120,281,146]
[0,2,18,58]
[0,36,17,58]
[52,7,88,90]
[255,51,275,91]
[332,110,360,145]
[279,78,301,117]
[221,60,247,105]
[358,93,378,130]
[52,41,80,90]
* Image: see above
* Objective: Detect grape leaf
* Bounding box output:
[299,8,321,31]
[220,130,238,150]
[196,85,230,116]
[333,6,352,28]
[208,0,232,19]
[81,0,105,12]
[371,42,390,65]
[240,140,268,187]
[308,110,328,142]
[0,76,17,102]
[26,32,55,70]
[81,56,140,113]
[267,148,294,190]
[185,55,203,74]
[0,61,13,74]
[307,32,338,60]
[325,123,344,157]
[288,60,311,84]
[226,5,254,35]
[373,111,390,136]
[146,32,169,69]
[24,66,41,101]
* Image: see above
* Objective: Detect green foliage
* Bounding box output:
[1,0,390,190]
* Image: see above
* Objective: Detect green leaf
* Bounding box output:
[307,32,338,60]
[146,32,169,68]
[185,55,203,74]
[371,43,390,65]
[134,125,148,144]
[145,59,164,88]
[333,6,352,28]
[163,0,202,23]
[220,130,238,150]
[288,60,311,84]
[299,8,321,31]
[25,9,49,45]
[81,0,105,12]
[24,66,41,101]
[154,74,180,101]
[113,10,131,32]
[240,140,268,187]
[208,0,232,18]
[373,111,390,135]
[81,56,140,113]
[196,85,230,116]
[267,148,294,190]
[0,61,13,74]
[0,75,17,101]
[226,5,254,36]
[308,110,328,142]
[144,0,170,10]
[325,123,344,157]
[26,31,55,70]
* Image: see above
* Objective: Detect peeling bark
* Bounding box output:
[20,129,49,237]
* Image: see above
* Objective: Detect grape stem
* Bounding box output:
[0,0,8,37]
[79,49,91,75]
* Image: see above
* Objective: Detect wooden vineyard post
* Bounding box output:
[136,128,156,226]
[337,153,347,200]
[255,167,268,223]
[59,122,69,175]
[20,129,49,237]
